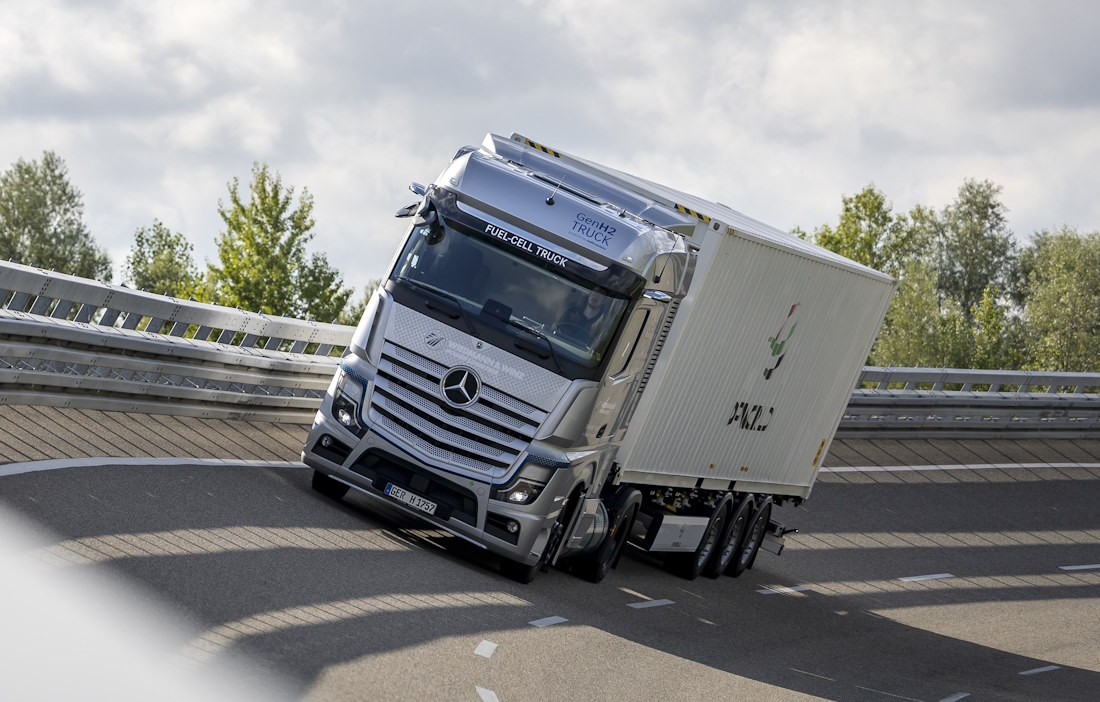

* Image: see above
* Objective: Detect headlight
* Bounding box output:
[331,364,366,438]
[491,478,546,506]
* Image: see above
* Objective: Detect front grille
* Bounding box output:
[370,341,546,477]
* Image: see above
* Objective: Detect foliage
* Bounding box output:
[207,163,351,320]
[1022,228,1100,371]
[124,220,205,298]
[0,151,110,280]
[811,185,926,275]
[937,179,1015,320]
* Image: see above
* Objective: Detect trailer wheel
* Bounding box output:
[574,487,641,584]
[667,500,730,581]
[702,493,754,579]
[311,470,349,500]
[726,497,771,578]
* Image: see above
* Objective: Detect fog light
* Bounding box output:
[321,435,333,448]
[505,520,520,534]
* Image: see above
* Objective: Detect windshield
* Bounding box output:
[391,219,630,374]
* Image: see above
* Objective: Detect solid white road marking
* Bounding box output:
[939,694,970,702]
[0,456,303,477]
[758,585,811,595]
[898,573,954,582]
[1019,665,1061,675]
[823,462,1100,473]
[528,615,567,628]
[474,640,497,659]
[1059,563,1100,571]
[627,598,674,609]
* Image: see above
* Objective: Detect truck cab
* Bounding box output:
[303,134,693,580]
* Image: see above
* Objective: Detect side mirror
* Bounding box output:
[395,202,419,218]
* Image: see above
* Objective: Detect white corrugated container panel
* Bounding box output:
[616,229,895,499]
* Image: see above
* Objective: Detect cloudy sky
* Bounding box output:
[2,1,1098,296]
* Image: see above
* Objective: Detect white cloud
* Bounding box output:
[1,0,1098,293]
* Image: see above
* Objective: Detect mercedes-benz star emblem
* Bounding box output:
[441,367,481,408]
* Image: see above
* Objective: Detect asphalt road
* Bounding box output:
[1,458,1098,701]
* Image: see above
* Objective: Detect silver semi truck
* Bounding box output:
[302,133,896,583]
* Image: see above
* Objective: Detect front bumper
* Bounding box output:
[302,404,570,565]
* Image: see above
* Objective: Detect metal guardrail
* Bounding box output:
[2,262,1099,435]
[841,367,1100,439]
[0,261,353,423]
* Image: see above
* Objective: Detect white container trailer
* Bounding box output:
[303,133,896,583]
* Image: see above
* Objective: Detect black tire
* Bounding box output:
[666,500,730,581]
[574,487,641,584]
[311,470,349,500]
[726,497,772,578]
[703,493,754,579]
[500,557,540,584]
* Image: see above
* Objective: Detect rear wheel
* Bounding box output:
[667,501,729,581]
[726,497,771,577]
[703,493,754,579]
[311,470,349,500]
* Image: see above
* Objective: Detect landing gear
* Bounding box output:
[703,493,754,579]
[726,496,772,577]
[311,470,350,500]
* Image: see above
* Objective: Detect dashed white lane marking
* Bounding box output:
[823,462,1100,473]
[758,585,811,595]
[1059,563,1100,571]
[898,573,954,582]
[0,456,303,477]
[528,615,567,628]
[627,598,674,609]
[476,686,500,702]
[1019,665,1061,676]
[938,693,970,702]
[790,668,836,681]
[474,640,498,659]
[854,685,923,701]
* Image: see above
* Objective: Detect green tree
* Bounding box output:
[937,179,1015,320]
[124,220,205,298]
[207,163,351,319]
[811,185,932,276]
[1022,227,1100,371]
[0,151,110,280]
[870,259,941,366]
[970,284,1009,369]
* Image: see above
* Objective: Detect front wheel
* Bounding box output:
[573,487,642,584]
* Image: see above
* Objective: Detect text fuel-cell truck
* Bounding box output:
[302,133,896,583]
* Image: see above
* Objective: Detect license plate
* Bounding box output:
[384,483,438,515]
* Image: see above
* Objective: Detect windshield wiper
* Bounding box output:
[397,277,477,336]
[503,318,565,376]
